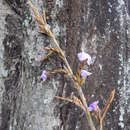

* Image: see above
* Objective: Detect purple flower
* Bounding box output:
[77,51,92,65]
[41,70,47,81]
[88,101,99,112]
[87,57,93,65]
[80,69,92,78]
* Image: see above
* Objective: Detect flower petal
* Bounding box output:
[87,57,93,65]
[88,101,99,111]
[77,51,92,65]
[41,70,47,81]
[80,70,92,78]
[88,106,94,111]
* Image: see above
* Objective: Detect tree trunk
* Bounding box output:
[0,0,129,130]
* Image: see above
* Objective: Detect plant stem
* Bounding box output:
[99,119,103,130]
[29,2,96,129]
[49,27,96,130]
[77,86,96,130]
[49,32,73,75]
[101,89,115,120]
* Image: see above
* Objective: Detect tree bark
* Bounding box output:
[0,0,129,130]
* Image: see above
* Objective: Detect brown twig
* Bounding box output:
[41,50,53,61]
[55,96,85,110]
[29,2,96,130]
[99,119,103,130]
[50,68,68,74]
[98,89,115,130]
[29,1,72,75]
[76,86,96,130]
[101,89,115,120]
[55,96,73,103]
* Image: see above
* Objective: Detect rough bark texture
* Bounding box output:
[0,0,130,130]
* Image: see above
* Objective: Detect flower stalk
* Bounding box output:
[29,1,115,130]
[49,32,73,75]
[49,22,96,130]
[77,87,96,130]
[29,1,96,129]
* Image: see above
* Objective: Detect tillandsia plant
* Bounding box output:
[29,1,115,130]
